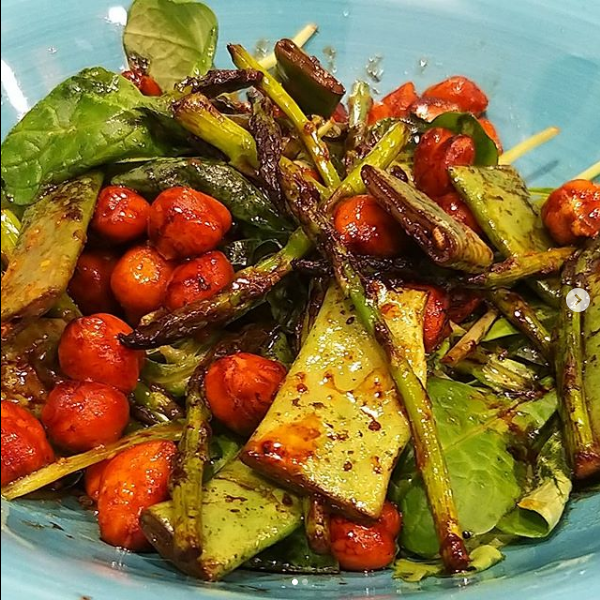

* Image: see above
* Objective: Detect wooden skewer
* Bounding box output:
[572,159,600,182]
[259,23,318,70]
[499,126,560,165]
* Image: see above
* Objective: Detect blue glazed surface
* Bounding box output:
[1,1,599,598]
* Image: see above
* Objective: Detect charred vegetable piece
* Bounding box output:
[228,43,341,188]
[362,166,493,273]
[345,80,372,167]
[442,309,498,367]
[243,284,410,520]
[141,460,302,581]
[449,165,560,304]
[131,383,185,425]
[462,247,575,289]
[245,527,339,573]
[278,162,470,572]
[1,421,183,500]
[488,289,553,363]
[174,93,258,176]
[303,496,332,555]
[112,157,292,238]
[274,38,345,118]
[556,241,600,479]
[178,69,263,96]
[1,172,102,328]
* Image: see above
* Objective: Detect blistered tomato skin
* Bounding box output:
[541,180,600,245]
[422,76,489,115]
[58,314,142,393]
[409,97,461,123]
[330,501,401,571]
[434,191,482,233]
[91,186,150,245]
[122,71,162,97]
[413,128,475,198]
[97,440,177,551]
[367,101,392,125]
[205,353,287,436]
[382,82,418,117]
[478,117,503,152]
[110,245,175,323]
[165,251,234,311]
[68,250,120,315]
[333,195,406,258]
[409,284,451,353]
[85,460,110,502]
[42,381,130,453]
[1,401,55,486]
[148,187,232,260]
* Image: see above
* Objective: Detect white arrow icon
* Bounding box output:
[566,288,591,313]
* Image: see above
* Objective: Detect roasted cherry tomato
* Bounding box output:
[330,501,401,571]
[205,353,287,436]
[448,289,484,325]
[122,70,162,96]
[97,440,176,550]
[42,381,130,453]
[85,460,110,502]
[91,186,150,245]
[409,284,451,352]
[332,102,349,123]
[58,314,142,393]
[541,179,600,245]
[422,75,489,115]
[165,251,234,311]
[68,250,120,315]
[413,128,475,198]
[1,401,55,486]
[148,187,232,260]
[367,101,392,125]
[368,82,418,124]
[333,194,406,257]
[110,245,175,323]
[409,97,461,123]
[478,117,503,152]
[434,191,482,233]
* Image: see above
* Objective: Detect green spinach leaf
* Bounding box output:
[124,0,218,90]
[1,67,185,207]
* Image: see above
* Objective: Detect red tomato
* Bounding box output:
[58,314,142,393]
[68,250,120,315]
[333,194,406,258]
[422,76,489,115]
[448,289,483,325]
[541,179,600,245]
[409,97,462,122]
[1,401,54,486]
[122,70,162,96]
[91,186,150,245]
[85,460,110,502]
[110,245,175,322]
[148,187,232,260]
[413,128,475,197]
[382,82,418,117]
[367,101,392,125]
[205,353,287,436]
[332,102,349,123]
[409,284,451,352]
[165,251,234,311]
[42,381,130,453]
[478,117,503,152]
[434,192,482,233]
[97,440,177,551]
[330,501,401,571]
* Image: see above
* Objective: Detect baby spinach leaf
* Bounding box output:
[124,0,218,90]
[390,378,556,558]
[1,67,185,207]
[498,430,572,538]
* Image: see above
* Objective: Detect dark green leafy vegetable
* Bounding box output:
[498,430,571,538]
[124,0,218,90]
[426,112,498,166]
[449,165,560,304]
[362,166,494,273]
[274,38,345,118]
[246,528,339,574]
[1,68,184,207]
[112,157,292,238]
[1,172,102,328]
[390,380,557,558]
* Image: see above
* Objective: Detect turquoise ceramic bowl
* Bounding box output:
[2,0,599,598]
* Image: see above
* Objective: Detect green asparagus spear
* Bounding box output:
[488,289,553,363]
[228,43,341,189]
[1,421,183,500]
[171,366,212,564]
[279,159,470,573]
[131,383,185,425]
[174,93,259,176]
[1,172,101,329]
[556,242,600,479]
[303,496,331,555]
[121,128,408,349]
[462,247,575,289]
[274,38,345,118]
[362,166,494,273]
[345,80,372,167]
